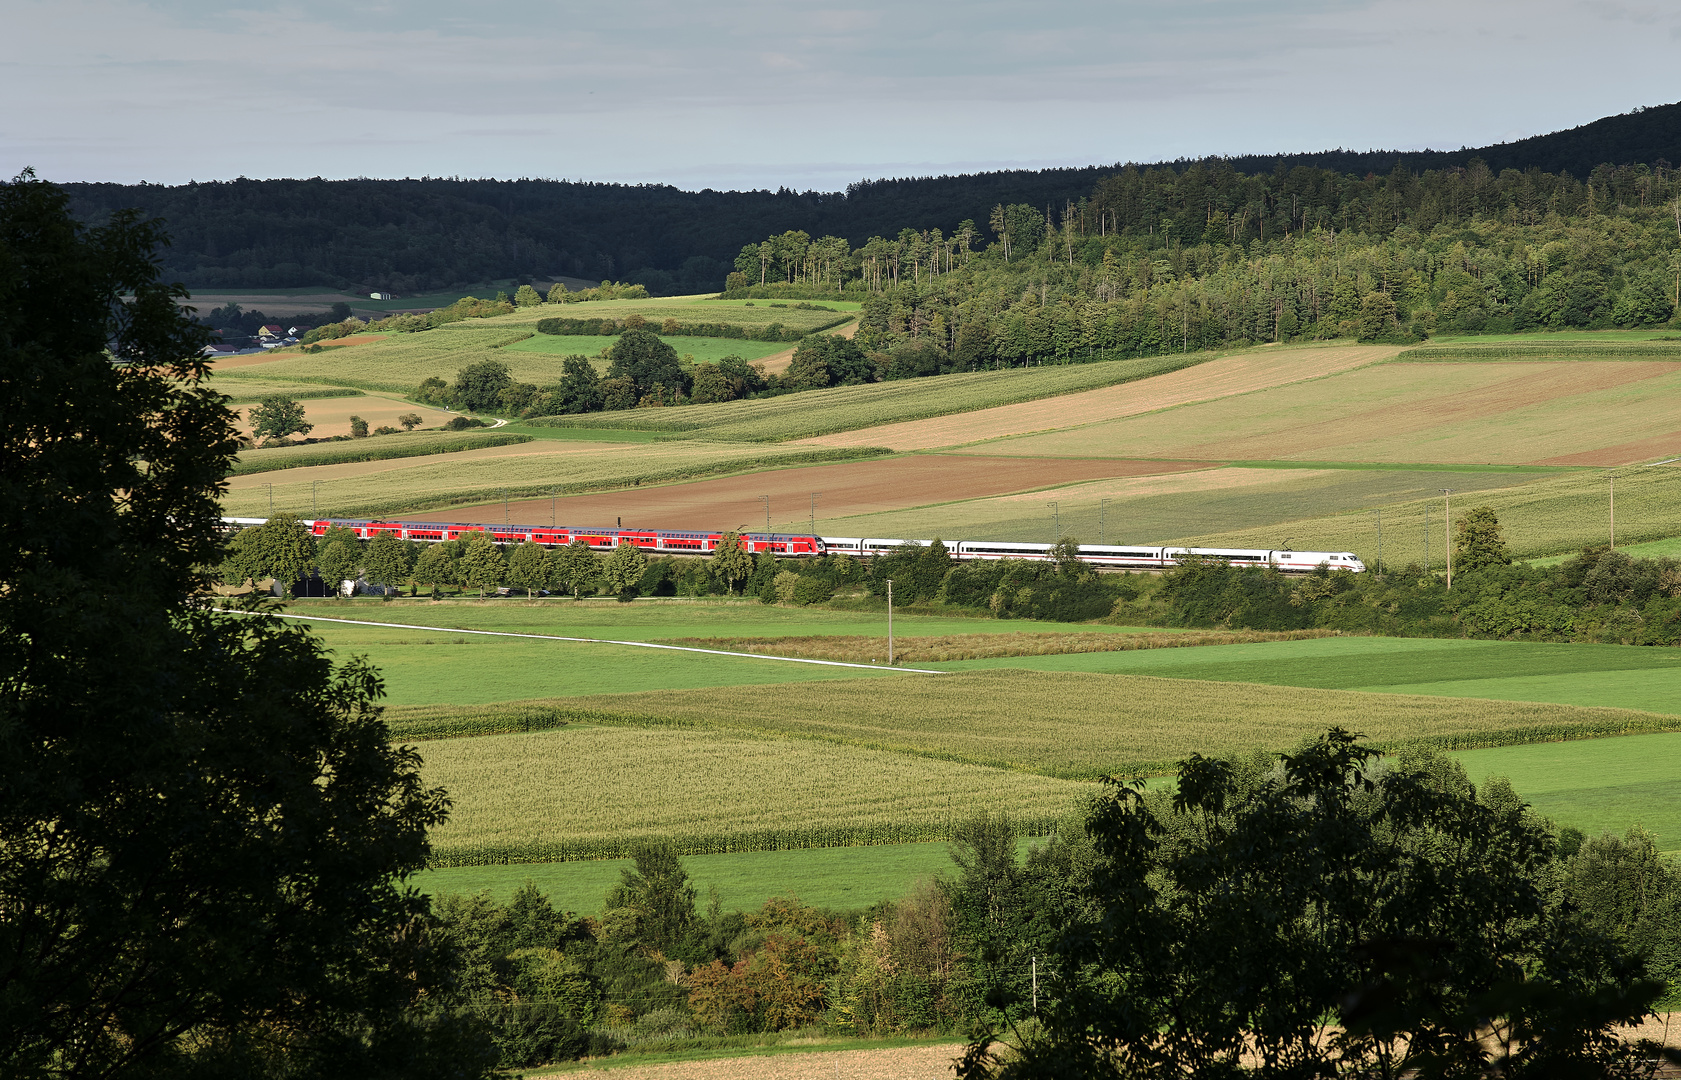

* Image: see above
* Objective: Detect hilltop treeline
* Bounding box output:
[57,102,1681,294]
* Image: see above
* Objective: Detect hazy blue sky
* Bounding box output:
[5,0,1678,190]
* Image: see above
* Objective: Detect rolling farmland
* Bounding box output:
[958,359,1681,465]
[528,352,1209,439]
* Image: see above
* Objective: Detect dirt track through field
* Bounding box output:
[796,345,1399,450]
[407,455,1210,531]
[754,317,859,375]
[559,1042,965,1079]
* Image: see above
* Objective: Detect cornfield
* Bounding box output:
[417,725,1089,867]
[230,431,533,476]
[543,669,1681,779]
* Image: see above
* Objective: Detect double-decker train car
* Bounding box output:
[295,518,825,556]
[828,536,1365,573]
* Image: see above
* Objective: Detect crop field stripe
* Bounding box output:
[221,610,949,674]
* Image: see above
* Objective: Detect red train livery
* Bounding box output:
[293,518,825,557]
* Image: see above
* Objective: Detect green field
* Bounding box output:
[1454,733,1681,851]
[416,838,1013,911]
[417,724,1091,865]
[530,353,1209,439]
[219,326,547,393]
[1528,535,1681,566]
[933,636,1681,716]
[215,441,888,518]
[230,430,533,476]
[502,333,789,366]
[474,297,859,333]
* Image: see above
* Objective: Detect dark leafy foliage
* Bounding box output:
[0,171,495,1080]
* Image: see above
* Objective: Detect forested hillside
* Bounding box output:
[60,101,1681,294]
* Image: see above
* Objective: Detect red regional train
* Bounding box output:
[222,518,1365,572]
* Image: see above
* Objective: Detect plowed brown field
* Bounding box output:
[406,454,1209,530]
[556,1042,964,1079]
[796,345,1399,451]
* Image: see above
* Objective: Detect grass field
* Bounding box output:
[215,441,888,518]
[501,333,789,366]
[959,360,1681,467]
[474,297,859,333]
[230,429,532,476]
[528,354,1209,440]
[417,724,1092,865]
[932,636,1681,716]
[1455,733,1681,851]
[415,838,1022,911]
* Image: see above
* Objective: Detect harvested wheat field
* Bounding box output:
[965,360,1681,464]
[555,1042,964,1079]
[231,394,449,440]
[798,345,1399,451]
[409,454,1209,531]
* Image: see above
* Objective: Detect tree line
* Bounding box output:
[58,101,1681,294]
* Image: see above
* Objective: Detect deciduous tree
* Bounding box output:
[506,539,550,598]
[1455,505,1513,573]
[248,394,313,442]
[363,531,415,592]
[708,532,754,594]
[0,170,494,1080]
[601,540,647,598]
[457,532,506,598]
[551,538,598,598]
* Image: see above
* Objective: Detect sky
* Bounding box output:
[4,0,1679,192]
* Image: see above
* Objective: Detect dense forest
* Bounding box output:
[59,102,1681,294]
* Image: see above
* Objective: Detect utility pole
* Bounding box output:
[886,579,894,665]
[758,494,770,535]
[502,487,509,525]
[264,482,272,512]
[1047,501,1060,543]
[550,488,559,528]
[1099,498,1110,544]
[1608,471,1616,550]
[1372,508,1383,577]
[312,480,321,519]
[1441,489,1457,590]
[1032,956,1038,1015]
[810,492,821,536]
[1424,502,1430,568]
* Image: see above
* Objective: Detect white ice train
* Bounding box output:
[221,518,1364,573]
[819,538,1366,573]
